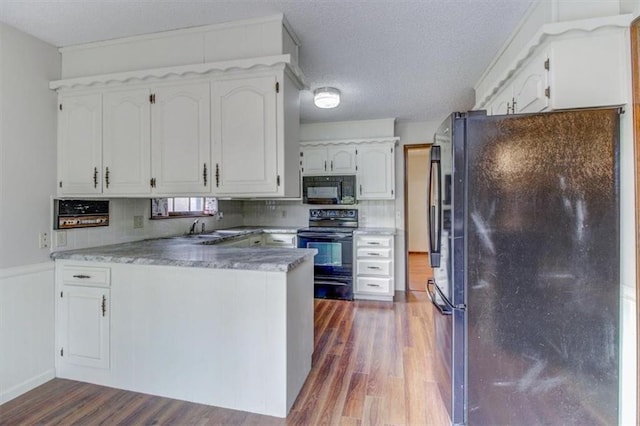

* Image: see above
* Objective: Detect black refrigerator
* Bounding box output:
[427,108,620,425]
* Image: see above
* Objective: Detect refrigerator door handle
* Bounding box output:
[427,279,452,315]
[427,146,442,267]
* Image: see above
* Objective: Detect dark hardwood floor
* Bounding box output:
[0,292,449,425]
[408,252,433,292]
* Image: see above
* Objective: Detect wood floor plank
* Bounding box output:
[0,292,450,426]
[341,372,368,418]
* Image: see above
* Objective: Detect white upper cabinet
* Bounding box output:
[103,88,151,194]
[212,75,278,195]
[59,83,210,197]
[357,143,395,200]
[151,82,211,194]
[300,138,397,200]
[300,145,357,175]
[476,15,631,115]
[58,93,103,195]
[329,146,357,174]
[210,70,301,198]
[52,17,304,198]
[300,145,328,175]
[511,50,548,114]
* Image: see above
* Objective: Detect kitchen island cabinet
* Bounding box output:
[52,239,315,418]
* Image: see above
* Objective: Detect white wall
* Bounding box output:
[407,148,429,252]
[0,23,59,269]
[0,22,60,403]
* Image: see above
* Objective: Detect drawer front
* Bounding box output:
[356,236,392,248]
[62,266,110,287]
[264,233,296,247]
[356,248,391,259]
[356,277,392,294]
[357,259,392,276]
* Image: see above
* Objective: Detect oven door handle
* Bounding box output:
[297,232,353,240]
[315,280,350,287]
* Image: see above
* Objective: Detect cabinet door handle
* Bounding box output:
[215,163,220,187]
[203,163,208,187]
[93,167,98,188]
[101,295,106,317]
[330,160,334,171]
[72,274,91,279]
[324,160,327,171]
[105,167,110,188]
[359,184,362,195]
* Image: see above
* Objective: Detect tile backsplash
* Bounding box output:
[52,198,396,252]
[51,199,243,252]
[242,200,396,228]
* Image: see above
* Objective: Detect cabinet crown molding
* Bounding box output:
[475,14,633,109]
[50,54,306,91]
[300,137,399,147]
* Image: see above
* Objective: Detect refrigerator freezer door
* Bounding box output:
[465,108,620,425]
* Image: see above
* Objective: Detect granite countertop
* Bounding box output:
[51,232,314,272]
[354,227,397,235]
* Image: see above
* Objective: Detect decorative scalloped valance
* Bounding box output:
[50,54,306,91]
[300,137,399,147]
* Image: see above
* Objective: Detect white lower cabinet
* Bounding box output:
[57,265,111,370]
[263,233,297,248]
[354,233,395,301]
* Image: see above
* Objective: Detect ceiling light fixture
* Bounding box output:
[313,87,341,109]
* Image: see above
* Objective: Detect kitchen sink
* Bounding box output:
[213,229,245,235]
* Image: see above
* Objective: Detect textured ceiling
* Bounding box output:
[0,0,533,123]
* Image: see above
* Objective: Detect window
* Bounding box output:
[151,197,217,219]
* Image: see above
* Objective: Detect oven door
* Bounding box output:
[297,231,354,300]
[297,232,353,277]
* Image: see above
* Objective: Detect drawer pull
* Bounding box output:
[367,266,382,270]
[368,252,380,256]
[72,274,91,279]
[367,242,381,245]
[367,283,381,287]
[272,239,285,243]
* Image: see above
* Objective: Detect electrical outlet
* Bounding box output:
[133,216,144,229]
[38,232,49,249]
[56,230,67,247]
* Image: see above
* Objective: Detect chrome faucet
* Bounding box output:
[188,218,200,235]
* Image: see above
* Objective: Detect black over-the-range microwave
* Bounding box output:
[302,175,356,205]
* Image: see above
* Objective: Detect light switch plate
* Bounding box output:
[38,232,49,249]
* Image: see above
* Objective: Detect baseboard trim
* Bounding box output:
[0,261,54,280]
[0,369,55,405]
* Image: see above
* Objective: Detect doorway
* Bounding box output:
[404,144,433,292]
